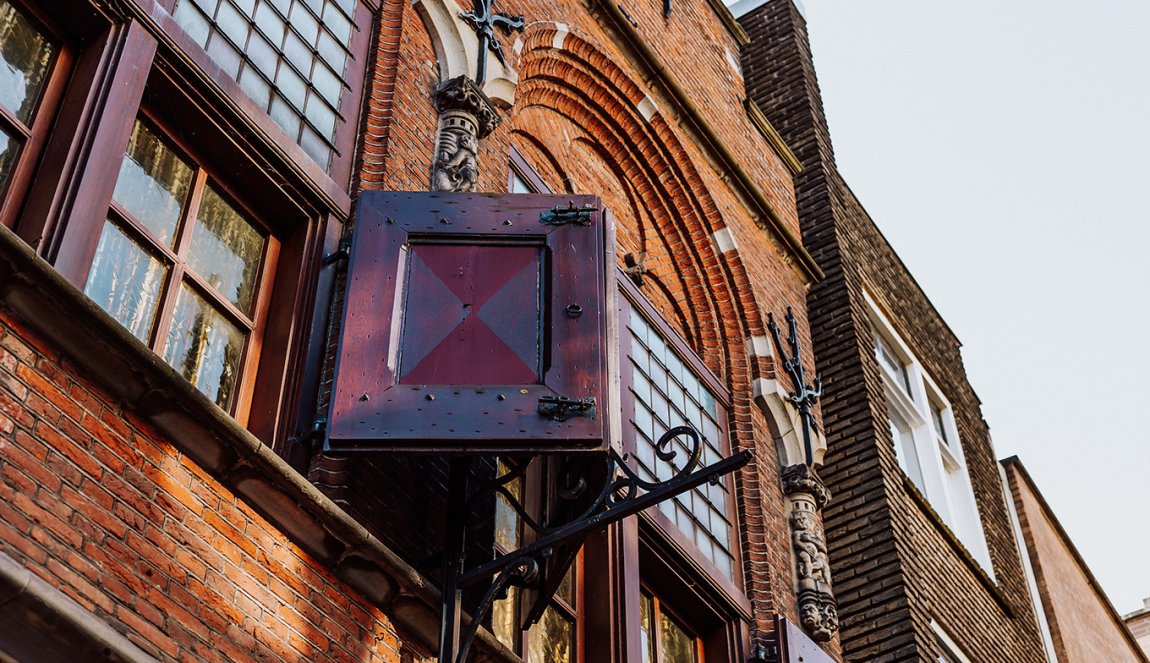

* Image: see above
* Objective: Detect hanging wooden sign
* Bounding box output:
[327,191,611,454]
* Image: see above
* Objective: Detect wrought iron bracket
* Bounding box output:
[438,426,751,663]
[322,237,352,266]
[767,307,823,466]
[540,202,596,226]
[537,396,596,421]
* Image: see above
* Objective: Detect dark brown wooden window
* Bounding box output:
[526,558,580,663]
[0,0,70,228]
[82,114,277,420]
[619,281,738,582]
[639,590,702,663]
[168,0,369,173]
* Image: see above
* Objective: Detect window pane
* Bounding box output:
[890,413,926,495]
[494,461,522,551]
[527,605,573,663]
[163,283,246,409]
[0,0,55,124]
[0,126,17,191]
[188,186,264,313]
[659,610,698,663]
[554,565,574,607]
[639,593,655,663]
[112,120,193,247]
[84,222,168,342]
[930,402,950,446]
[491,586,519,652]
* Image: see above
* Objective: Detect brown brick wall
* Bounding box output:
[0,310,422,662]
[740,2,1046,661]
[334,0,828,651]
[1129,612,1150,657]
[1005,459,1148,663]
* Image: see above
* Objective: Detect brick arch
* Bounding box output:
[511,26,789,640]
[511,26,773,380]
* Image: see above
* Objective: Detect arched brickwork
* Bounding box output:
[510,24,792,641]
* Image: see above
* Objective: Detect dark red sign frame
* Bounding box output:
[326,191,610,454]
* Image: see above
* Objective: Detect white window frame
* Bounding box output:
[931,621,975,663]
[864,290,994,574]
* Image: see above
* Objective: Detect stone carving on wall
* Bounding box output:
[782,463,839,642]
[431,76,501,192]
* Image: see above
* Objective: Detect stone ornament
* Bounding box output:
[782,464,839,642]
[431,76,501,192]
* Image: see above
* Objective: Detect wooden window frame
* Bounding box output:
[6,2,344,447]
[0,0,74,230]
[90,111,280,423]
[640,587,705,663]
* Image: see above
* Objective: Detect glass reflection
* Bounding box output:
[83,221,167,342]
[527,604,573,663]
[0,0,55,123]
[639,593,655,663]
[659,610,698,663]
[112,120,193,246]
[188,186,263,313]
[0,126,15,191]
[494,460,522,552]
[163,283,245,409]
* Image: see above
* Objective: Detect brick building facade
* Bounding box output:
[1002,458,1148,663]
[736,1,1058,662]
[0,0,1124,661]
[0,0,842,660]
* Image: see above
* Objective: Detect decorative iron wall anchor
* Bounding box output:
[767,307,823,466]
[436,426,751,663]
[459,0,524,85]
[767,308,837,642]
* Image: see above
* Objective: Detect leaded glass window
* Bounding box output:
[639,591,701,663]
[171,0,358,169]
[623,296,736,580]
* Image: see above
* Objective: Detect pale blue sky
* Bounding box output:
[800,1,1150,614]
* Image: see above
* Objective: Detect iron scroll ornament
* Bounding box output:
[447,426,751,663]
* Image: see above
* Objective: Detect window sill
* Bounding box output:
[0,224,516,662]
[899,473,1015,618]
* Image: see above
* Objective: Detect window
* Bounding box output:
[640,590,702,663]
[491,461,582,663]
[864,291,993,572]
[931,621,974,663]
[170,0,361,170]
[621,285,737,581]
[0,0,69,227]
[83,116,276,417]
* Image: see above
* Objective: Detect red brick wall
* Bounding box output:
[330,0,831,652]
[0,310,422,662]
[1006,461,1147,663]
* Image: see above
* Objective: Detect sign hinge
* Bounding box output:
[540,202,595,226]
[538,396,596,421]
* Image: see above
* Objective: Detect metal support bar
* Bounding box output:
[436,426,752,663]
[437,458,473,663]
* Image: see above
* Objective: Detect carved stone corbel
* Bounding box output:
[431,76,501,192]
[782,463,838,642]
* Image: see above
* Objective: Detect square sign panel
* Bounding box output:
[327,192,611,454]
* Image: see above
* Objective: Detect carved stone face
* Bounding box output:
[792,511,814,530]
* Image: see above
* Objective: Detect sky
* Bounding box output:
[797,1,1150,615]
